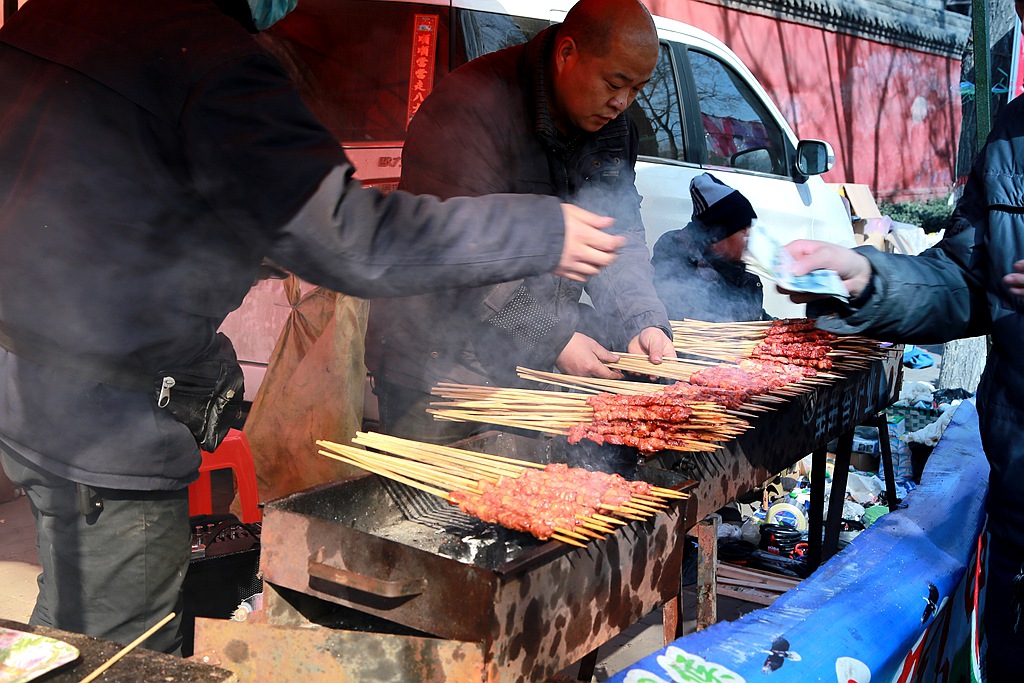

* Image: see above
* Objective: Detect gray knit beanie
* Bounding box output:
[690,173,757,242]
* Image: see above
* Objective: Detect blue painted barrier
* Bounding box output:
[608,399,988,683]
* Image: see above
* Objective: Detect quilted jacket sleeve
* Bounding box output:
[183,52,566,299]
[807,217,990,344]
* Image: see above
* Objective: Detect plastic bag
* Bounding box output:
[905,403,959,446]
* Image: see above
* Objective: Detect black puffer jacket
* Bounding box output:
[807,94,1024,545]
[651,221,767,322]
[367,26,670,390]
[0,0,567,490]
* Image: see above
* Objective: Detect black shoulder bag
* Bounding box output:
[155,333,245,451]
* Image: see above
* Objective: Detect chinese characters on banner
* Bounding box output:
[407,14,438,126]
[1010,17,1024,101]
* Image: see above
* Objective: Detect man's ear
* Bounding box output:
[553,35,578,72]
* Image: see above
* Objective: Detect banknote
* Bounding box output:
[743,223,850,300]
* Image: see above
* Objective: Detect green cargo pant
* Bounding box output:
[0,446,189,654]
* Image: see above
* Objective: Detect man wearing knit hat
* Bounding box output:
[652,173,768,322]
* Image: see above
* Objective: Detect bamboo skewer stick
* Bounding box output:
[599,506,647,521]
[352,432,686,501]
[429,410,573,435]
[552,534,588,547]
[353,438,526,480]
[78,612,176,683]
[517,367,664,395]
[318,448,455,499]
[354,432,548,471]
[430,383,749,453]
[668,318,889,377]
[578,516,616,532]
[317,436,688,545]
[332,444,482,491]
[626,497,667,510]
[572,526,606,539]
[589,516,626,528]
[621,502,660,515]
[552,526,590,541]
[515,368,784,419]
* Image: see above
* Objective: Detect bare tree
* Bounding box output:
[938,337,987,392]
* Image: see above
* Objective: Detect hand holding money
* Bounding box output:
[783,239,873,299]
[743,225,856,301]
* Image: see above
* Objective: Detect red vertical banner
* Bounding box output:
[407,14,438,127]
[1010,18,1024,102]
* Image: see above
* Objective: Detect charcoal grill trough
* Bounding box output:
[196,432,696,683]
[193,349,903,681]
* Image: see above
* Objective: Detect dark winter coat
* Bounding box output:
[807,93,1024,545]
[651,221,768,322]
[367,26,670,390]
[0,0,567,490]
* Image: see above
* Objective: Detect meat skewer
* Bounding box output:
[316,435,686,546]
[669,317,884,371]
[430,382,751,454]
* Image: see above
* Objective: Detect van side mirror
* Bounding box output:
[795,140,835,177]
[730,147,775,174]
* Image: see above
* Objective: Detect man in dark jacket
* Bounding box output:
[0,0,623,653]
[781,69,1024,677]
[367,0,674,444]
[652,173,767,322]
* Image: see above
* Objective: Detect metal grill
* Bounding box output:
[378,477,532,567]
[379,477,479,534]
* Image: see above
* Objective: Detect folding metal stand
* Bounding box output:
[806,413,899,570]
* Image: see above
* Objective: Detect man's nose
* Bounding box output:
[610,91,627,112]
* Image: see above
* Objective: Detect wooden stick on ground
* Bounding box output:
[78,612,176,683]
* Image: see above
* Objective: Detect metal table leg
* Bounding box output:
[695,516,719,631]
[576,648,599,681]
[823,431,854,563]
[662,595,683,644]
[806,447,827,571]
[866,413,900,508]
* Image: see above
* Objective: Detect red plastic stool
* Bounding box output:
[188,428,261,523]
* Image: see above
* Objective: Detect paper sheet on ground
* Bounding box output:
[744,223,850,300]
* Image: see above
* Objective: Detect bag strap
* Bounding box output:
[0,320,152,392]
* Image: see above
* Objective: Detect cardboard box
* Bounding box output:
[855,232,887,251]
[828,183,883,219]
[850,451,880,473]
[832,183,897,252]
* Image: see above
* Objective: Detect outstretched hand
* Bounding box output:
[553,204,625,282]
[781,239,873,302]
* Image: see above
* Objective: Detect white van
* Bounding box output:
[268,0,855,290]
[227,0,856,396]
[453,2,853,242]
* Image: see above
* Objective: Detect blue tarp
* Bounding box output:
[608,399,988,683]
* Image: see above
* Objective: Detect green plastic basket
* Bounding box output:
[885,405,943,432]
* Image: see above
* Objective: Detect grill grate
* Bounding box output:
[379,477,481,535]
[378,477,532,567]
